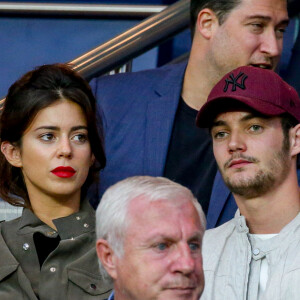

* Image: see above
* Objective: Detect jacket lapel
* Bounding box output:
[143,63,187,176]
[207,171,231,229]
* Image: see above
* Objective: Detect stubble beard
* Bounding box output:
[222,140,291,199]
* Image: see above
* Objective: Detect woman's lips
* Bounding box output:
[51,166,76,178]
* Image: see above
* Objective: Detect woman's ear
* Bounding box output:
[90,154,95,167]
[290,124,300,157]
[1,141,22,167]
[195,8,219,40]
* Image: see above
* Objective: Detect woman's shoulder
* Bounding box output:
[0,221,19,266]
[0,216,22,242]
[0,216,21,229]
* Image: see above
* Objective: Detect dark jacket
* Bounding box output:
[91,63,237,228]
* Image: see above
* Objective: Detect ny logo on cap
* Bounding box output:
[224,72,248,92]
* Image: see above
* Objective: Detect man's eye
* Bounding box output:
[72,134,88,143]
[251,23,263,28]
[189,243,200,251]
[276,28,286,39]
[40,133,55,141]
[214,131,228,139]
[250,23,264,33]
[249,125,263,133]
[156,243,168,251]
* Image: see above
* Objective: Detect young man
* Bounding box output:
[91,0,289,228]
[197,66,300,299]
[95,176,206,300]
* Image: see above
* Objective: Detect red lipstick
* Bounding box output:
[51,166,76,178]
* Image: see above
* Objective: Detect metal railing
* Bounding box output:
[0,2,167,18]
[71,0,190,79]
[0,0,190,107]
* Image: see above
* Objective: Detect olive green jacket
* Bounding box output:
[0,201,112,299]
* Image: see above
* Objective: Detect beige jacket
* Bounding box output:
[201,211,300,300]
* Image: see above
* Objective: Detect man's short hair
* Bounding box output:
[96,176,206,281]
[190,0,241,36]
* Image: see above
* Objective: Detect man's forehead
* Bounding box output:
[128,195,193,217]
[213,109,271,125]
[125,196,203,242]
[234,0,287,10]
[228,0,288,20]
[126,196,201,230]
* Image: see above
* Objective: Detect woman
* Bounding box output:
[0,64,112,299]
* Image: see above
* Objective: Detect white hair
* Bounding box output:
[96,176,206,281]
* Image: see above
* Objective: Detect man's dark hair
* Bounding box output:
[281,113,299,152]
[0,63,106,208]
[190,0,241,37]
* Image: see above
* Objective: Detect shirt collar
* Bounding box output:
[108,291,114,300]
[17,198,95,239]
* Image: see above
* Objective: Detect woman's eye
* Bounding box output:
[40,133,55,141]
[72,134,88,143]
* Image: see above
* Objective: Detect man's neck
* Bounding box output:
[181,57,220,111]
[235,176,300,234]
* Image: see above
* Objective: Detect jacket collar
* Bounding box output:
[17,199,95,239]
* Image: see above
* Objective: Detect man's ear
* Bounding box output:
[1,141,22,167]
[96,239,118,280]
[290,124,300,157]
[195,8,219,40]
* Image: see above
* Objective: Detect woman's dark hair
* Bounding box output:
[0,63,106,207]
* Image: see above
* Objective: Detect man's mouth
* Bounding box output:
[51,166,76,178]
[167,286,196,295]
[228,159,252,169]
[250,63,272,70]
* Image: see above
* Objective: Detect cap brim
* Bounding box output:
[196,96,286,128]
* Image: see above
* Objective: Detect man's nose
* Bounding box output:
[171,244,196,275]
[228,132,246,153]
[260,29,281,58]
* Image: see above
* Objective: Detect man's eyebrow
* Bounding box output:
[34,125,88,132]
[240,113,270,122]
[211,113,270,128]
[188,232,203,241]
[211,120,227,128]
[245,15,289,26]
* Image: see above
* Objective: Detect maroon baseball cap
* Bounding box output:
[196,66,300,128]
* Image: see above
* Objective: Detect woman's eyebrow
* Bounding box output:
[34,125,88,132]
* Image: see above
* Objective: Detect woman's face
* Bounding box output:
[13,100,94,202]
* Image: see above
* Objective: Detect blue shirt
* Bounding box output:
[108,291,114,300]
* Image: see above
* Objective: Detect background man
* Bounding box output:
[92,0,289,228]
[95,176,206,300]
[197,66,300,299]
